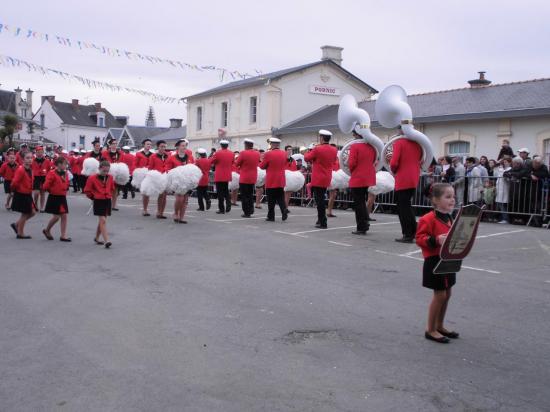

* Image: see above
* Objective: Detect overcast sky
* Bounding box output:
[1,0,549,127]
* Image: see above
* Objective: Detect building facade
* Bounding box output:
[0,87,37,142]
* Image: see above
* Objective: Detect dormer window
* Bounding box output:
[40,113,45,129]
[97,112,106,127]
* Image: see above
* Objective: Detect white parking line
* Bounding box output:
[328,241,352,247]
[274,230,309,238]
[288,221,399,236]
[476,229,526,239]
[210,213,318,223]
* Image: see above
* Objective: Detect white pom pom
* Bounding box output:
[82,157,99,176]
[291,153,304,163]
[167,164,203,194]
[256,168,266,187]
[109,162,130,185]
[369,171,395,195]
[140,170,167,197]
[131,167,148,189]
[329,169,350,190]
[284,170,305,192]
[229,171,240,191]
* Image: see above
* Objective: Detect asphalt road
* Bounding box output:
[1,192,549,411]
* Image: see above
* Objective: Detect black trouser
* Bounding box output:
[395,188,417,238]
[80,175,88,190]
[240,183,255,216]
[197,186,210,210]
[312,186,327,227]
[351,187,370,232]
[72,174,80,192]
[266,188,286,219]
[122,177,135,198]
[216,182,231,212]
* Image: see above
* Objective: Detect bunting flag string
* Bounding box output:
[0,20,262,82]
[0,54,182,104]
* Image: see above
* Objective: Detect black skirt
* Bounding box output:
[423,255,456,290]
[3,180,11,194]
[11,192,34,214]
[33,176,46,190]
[93,198,112,216]
[45,194,68,215]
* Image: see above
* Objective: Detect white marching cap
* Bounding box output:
[122,146,130,150]
[318,129,333,137]
[517,147,530,153]
[269,137,281,143]
[62,150,69,154]
[220,139,230,145]
[244,138,255,144]
[182,138,189,144]
[197,148,207,154]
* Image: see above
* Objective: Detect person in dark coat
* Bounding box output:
[529,156,549,226]
[497,139,514,161]
[503,157,530,224]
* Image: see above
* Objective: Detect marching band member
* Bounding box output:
[195,148,212,211]
[31,146,52,212]
[255,149,266,209]
[182,139,195,164]
[304,130,338,229]
[235,139,260,217]
[102,138,124,211]
[327,148,340,218]
[166,139,191,223]
[87,139,105,161]
[259,138,287,222]
[416,183,458,344]
[77,149,87,191]
[148,140,170,219]
[135,138,154,216]
[284,145,297,213]
[42,157,71,242]
[9,152,36,239]
[15,143,29,165]
[391,125,423,243]
[0,151,17,209]
[84,160,115,248]
[69,150,83,192]
[121,146,136,199]
[211,139,234,214]
[231,151,240,206]
[348,131,377,235]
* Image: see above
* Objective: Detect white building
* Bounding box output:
[32,96,125,150]
[0,86,37,141]
[184,46,377,150]
[274,74,550,165]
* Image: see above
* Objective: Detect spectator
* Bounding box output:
[517,148,532,171]
[451,157,466,206]
[479,155,490,173]
[529,156,549,227]
[487,159,497,177]
[465,157,484,206]
[504,157,530,224]
[440,156,455,183]
[483,179,496,221]
[497,139,514,160]
[495,157,512,223]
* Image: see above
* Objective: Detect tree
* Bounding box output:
[0,114,18,147]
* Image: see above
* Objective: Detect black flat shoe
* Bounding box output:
[178,220,187,224]
[10,222,18,235]
[142,212,151,217]
[216,210,225,214]
[241,214,251,218]
[282,212,288,221]
[112,207,119,211]
[315,223,327,229]
[60,237,72,242]
[197,208,205,211]
[16,235,32,239]
[156,215,167,219]
[206,203,211,210]
[94,238,104,245]
[105,241,112,249]
[425,332,450,343]
[226,206,231,213]
[42,229,54,240]
[395,237,414,243]
[438,329,459,339]
[265,218,275,222]
[352,231,367,235]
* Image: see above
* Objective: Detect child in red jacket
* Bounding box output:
[10,152,36,239]
[416,183,458,344]
[84,161,115,248]
[42,157,71,242]
[0,151,17,209]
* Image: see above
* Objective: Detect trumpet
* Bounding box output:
[337,94,384,176]
[375,85,434,171]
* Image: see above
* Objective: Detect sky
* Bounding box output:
[1,0,549,127]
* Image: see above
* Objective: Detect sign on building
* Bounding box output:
[309,85,341,96]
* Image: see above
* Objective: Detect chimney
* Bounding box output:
[25,89,33,112]
[169,118,183,128]
[14,87,22,114]
[468,71,492,88]
[321,45,343,66]
[115,116,129,127]
[94,102,102,111]
[72,99,79,107]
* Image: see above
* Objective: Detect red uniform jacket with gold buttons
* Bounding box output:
[304,144,338,188]
[416,210,453,258]
[236,149,260,184]
[43,169,70,196]
[211,148,234,182]
[259,149,286,189]
[390,139,422,191]
[84,174,115,200]
[11,165,33,194]
[348,143,376,188]
[148,153,170,173]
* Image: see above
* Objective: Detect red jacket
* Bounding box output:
[390,138,422,190]
[416,210,453,258]
[69,156,83,174]
[185,149,195,164]
[148,153,170,173]
[31,157,52,177]
[0,161,18,181]
[304,144,338,188]
[236,149,260,184]
[285,158,298,171]
[102,149,124,163]
[195,157,212,187]
[87,150,105,161]
[259,149,286,189]
[122,153,136,174]
[11,165,33,194]
[211,148,234,182]
[84,174,115,200]
[166,153,189,170]
[348,143,376,188]
[43,169,70,196]
[15,151,27,165]
[135,150,153,168]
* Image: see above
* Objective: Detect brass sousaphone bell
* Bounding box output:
[337,94,384,176]
[375,85,434,171]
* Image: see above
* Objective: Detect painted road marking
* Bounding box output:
[288,221,399,236]
[210,213,318,222]
[476,229,526,239]
[328,241,352,247]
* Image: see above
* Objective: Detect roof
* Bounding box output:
[274,78,550,135]
[124,125,170,142]
[107,128,124,140]
[147,126,187,142]
[185,60,378,99]
[0,90,16,114]
[46,101,122,128]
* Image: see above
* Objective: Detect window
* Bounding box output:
[196,107,203,131]
[446,141,470,160]
[79,135,85,147]
[221,102,228,127]
[249,96,257,123]
[544,138,550,166]
[40,113,45,129]
[99,117,105,127]
[21,109,27,118]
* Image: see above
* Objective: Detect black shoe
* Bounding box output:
[105,241,112,249]
[352,231,367,235]
[216,210,225,214]
[42,229,54,240]
[265,218,275,222]
[315,223,327,229]
[286,209,291,214]
[131,193,135,199]
[94,238,104,245]
[282,211,288,221]
[206,202,211,210]
[226,205,231,213]
[122,196,127,200]
[395,236,414,243]
[425,332,450,343]
[438,329,459,339]
[112,207,119,211]
[17,234,32,239]
[241,214,251,218]
[156,215,167,219]
[367,217,376,222]
[60,237,72,242]
[10,222,18,235]
[197,208,205,211]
